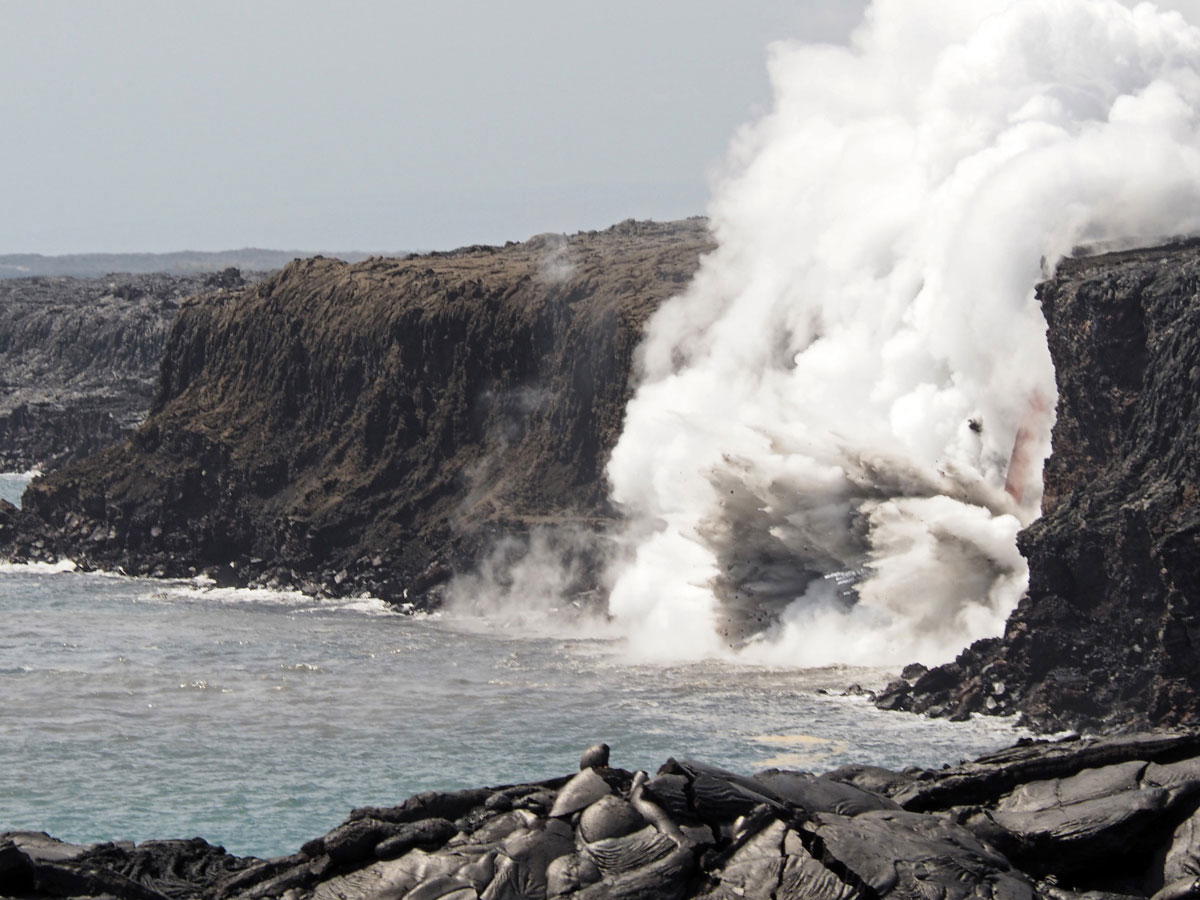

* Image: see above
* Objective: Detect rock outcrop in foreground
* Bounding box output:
[877,242,1200,733]
[2,220,710,599]
[0,268,255,471]
[9,732,1200,900]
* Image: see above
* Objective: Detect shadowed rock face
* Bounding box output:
[878,241,1200,733]
[0,269,256,472]
[6,220,711,599]
[10,731,1200,900]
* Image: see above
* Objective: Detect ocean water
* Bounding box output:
[0,471,31,506]
[0,472,1025,859]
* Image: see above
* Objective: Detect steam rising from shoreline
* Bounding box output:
[605,0,1200,665]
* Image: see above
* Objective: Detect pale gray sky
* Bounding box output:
[1,1,866,254]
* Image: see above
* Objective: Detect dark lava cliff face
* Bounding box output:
[879,241,1200,732]
[11,220,711,601]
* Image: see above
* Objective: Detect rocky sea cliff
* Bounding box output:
[1,219,711,602]
[3,224,1197,738]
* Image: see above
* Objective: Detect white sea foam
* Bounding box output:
[604,0,1200,665]
[0,559,78,575]
[161,581,318,608]
[301,596,400,617]
[157,579,409,617]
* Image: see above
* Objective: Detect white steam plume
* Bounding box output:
[606,0,1200,665]
[443,527,618,640]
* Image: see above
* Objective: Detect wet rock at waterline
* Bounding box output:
[11,733,1200,899]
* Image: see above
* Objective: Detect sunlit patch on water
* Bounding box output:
[750,734,851,770]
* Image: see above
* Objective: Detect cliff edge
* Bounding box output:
[4,226,1197,733]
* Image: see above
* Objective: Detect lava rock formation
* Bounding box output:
[8,731,1200,899]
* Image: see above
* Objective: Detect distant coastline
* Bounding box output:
[0,248,391,279]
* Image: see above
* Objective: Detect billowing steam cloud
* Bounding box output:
[606,0,1200,665]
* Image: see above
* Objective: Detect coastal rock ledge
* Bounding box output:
[9,732,1200,899]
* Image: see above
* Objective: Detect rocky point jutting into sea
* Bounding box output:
[877,242,1200,734]
[0,267,258,472]
[2,221,1200,899]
